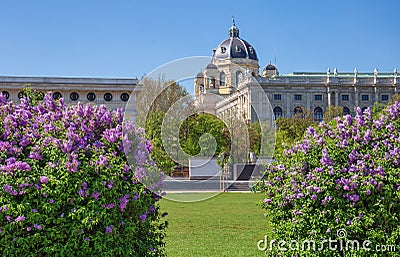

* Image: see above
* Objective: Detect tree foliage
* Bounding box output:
[179,113,230,157]
[323,105,343,123]
[274,111,317,160]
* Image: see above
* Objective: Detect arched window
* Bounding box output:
[294,106,303,116]
[220,72,225,86]
[273,107,283,119]
[314,107,323,122]
[343,107,350,116]
[235,71,242,87]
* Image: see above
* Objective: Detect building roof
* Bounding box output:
[213,22,258,61]
[0,75,138,85]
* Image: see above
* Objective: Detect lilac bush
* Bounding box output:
[259,103,400,256]
[0,93,166,256]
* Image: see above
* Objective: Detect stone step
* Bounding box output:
[227,182,251,192]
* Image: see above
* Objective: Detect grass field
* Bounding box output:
[159,193,268,257]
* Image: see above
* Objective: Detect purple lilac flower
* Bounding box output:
[15,216,25,222]
[320,148,334,166]
[105,225,113,233]
[27,227,31,231]
[32,208,38,213]
[106,180,113,189]
[346,220,352,225]
[49,199,54,204]
[349,194,360,202]
[293,210,303,215]
[119,194,130,212]
[106,203,115,209]
[92,191,101,200]
[28,152,43,160]
[33,224,42,230]
[40,176,49,184]
[140,214,147,222]
[65,159,80,173]
[78,189,85,197]
[85,237,90,241]
[96,155,108,167]
[148,205,155,213]
[4,184,12,193]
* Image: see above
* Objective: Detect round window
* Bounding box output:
[53,92,62,100]
[104,93,113,102]
[120,93,129,102]
[2,91,10,99]
[87,92,96,101]
[70,92,79,101]
[18,91,25,99]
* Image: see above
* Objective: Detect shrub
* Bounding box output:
[0,93,167,256]
[258,104,400,256]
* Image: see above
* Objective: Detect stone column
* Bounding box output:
[354,86,359,107]
[327,87,331,107]
[286,92,290,117]
[335,91,339,106]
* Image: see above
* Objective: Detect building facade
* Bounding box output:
[0,76,137,110]
[194,20,398,122]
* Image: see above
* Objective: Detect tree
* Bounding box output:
[135,75,191,128]
[274,110,317,160]
[179,113,230,158]
[247,121,276,157]
[134,76,193,174]
[323,105,343,123]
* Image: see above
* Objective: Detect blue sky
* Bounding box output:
[0,0,399,80]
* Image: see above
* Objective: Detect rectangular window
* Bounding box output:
[382,95,389,101]
[342,94,349,101]
[274,94,281,101]
[294,94,302,101]
[361,95,369,101]
[314,94,322,101]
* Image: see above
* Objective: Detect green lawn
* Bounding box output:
[159,193,268,257]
